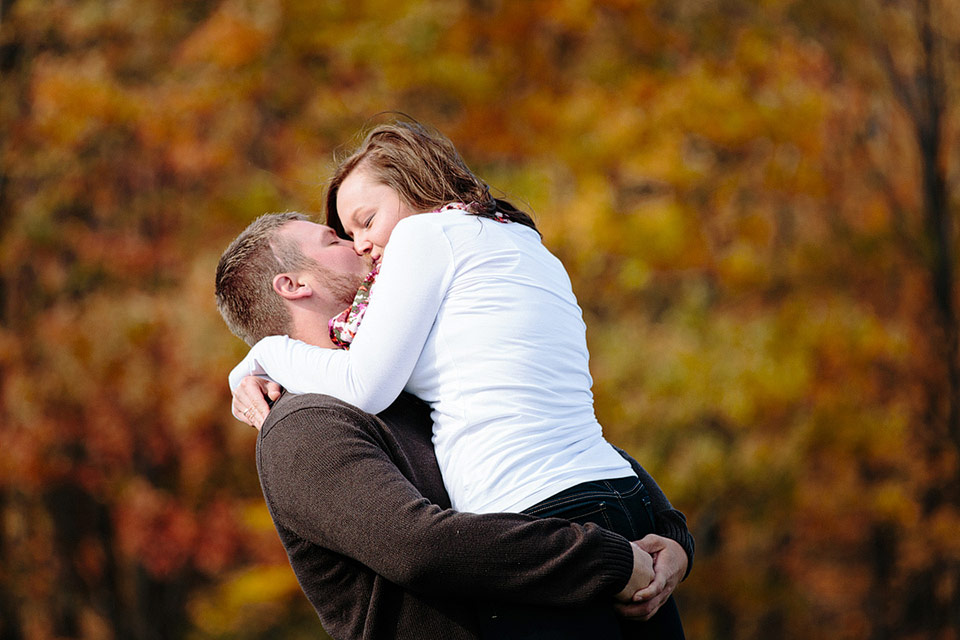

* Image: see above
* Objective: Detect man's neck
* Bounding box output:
[288,306,338,349]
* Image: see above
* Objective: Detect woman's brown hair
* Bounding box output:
[325,120,538,237]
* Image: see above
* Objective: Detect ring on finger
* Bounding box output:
[243,407,255,417]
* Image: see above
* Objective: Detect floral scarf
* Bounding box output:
[328,259,380,349]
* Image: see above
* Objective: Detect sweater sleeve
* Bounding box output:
[614,446,695,580]
[257,397,636,605]
[228,217,454,414]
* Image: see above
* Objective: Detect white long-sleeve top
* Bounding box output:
[230,210,634,513]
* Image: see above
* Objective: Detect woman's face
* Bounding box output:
[337,166,416,262]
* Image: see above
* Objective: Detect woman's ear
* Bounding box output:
[272,273,313,300]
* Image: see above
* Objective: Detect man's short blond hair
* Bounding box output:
[215,212,309,345]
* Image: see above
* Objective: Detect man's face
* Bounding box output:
[277,221,371,308]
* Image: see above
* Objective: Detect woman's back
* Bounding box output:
[379,210,633,512]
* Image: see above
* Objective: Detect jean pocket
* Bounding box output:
[524,492,618,531]
[617,478,656,534]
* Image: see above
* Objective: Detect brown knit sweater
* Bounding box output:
[257,392,693,640]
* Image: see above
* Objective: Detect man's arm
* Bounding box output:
[615,446,695,580]
[258,394,638,606]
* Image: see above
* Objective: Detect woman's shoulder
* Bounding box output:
[382,214,458,264]
[399,208,469,228]
[392,208,538,253]
[392,211,454,241]
[392,209,473,242]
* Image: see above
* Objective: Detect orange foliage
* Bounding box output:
[0,0,957,638]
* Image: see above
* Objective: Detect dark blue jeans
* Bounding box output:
[481,476,685,639]
[523,476,657,538]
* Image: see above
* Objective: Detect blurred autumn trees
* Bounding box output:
[0,0,957,638]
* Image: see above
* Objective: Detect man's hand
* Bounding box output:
[231,375,282,430]
[615,541,654,603]
[615,534,687,621]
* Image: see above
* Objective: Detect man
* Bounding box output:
[215,212,693,639]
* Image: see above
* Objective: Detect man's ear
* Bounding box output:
[273,273,313,300]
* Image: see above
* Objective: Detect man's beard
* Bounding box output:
[308,260,369,309]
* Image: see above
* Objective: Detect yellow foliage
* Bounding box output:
[626,202,697,267]
[871,481,919,525]
[189,565,302,634]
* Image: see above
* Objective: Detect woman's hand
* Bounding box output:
[231,375,282,430]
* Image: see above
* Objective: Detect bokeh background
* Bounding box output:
[1,0,958,638]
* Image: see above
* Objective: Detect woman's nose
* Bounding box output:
[354,237,371,255]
